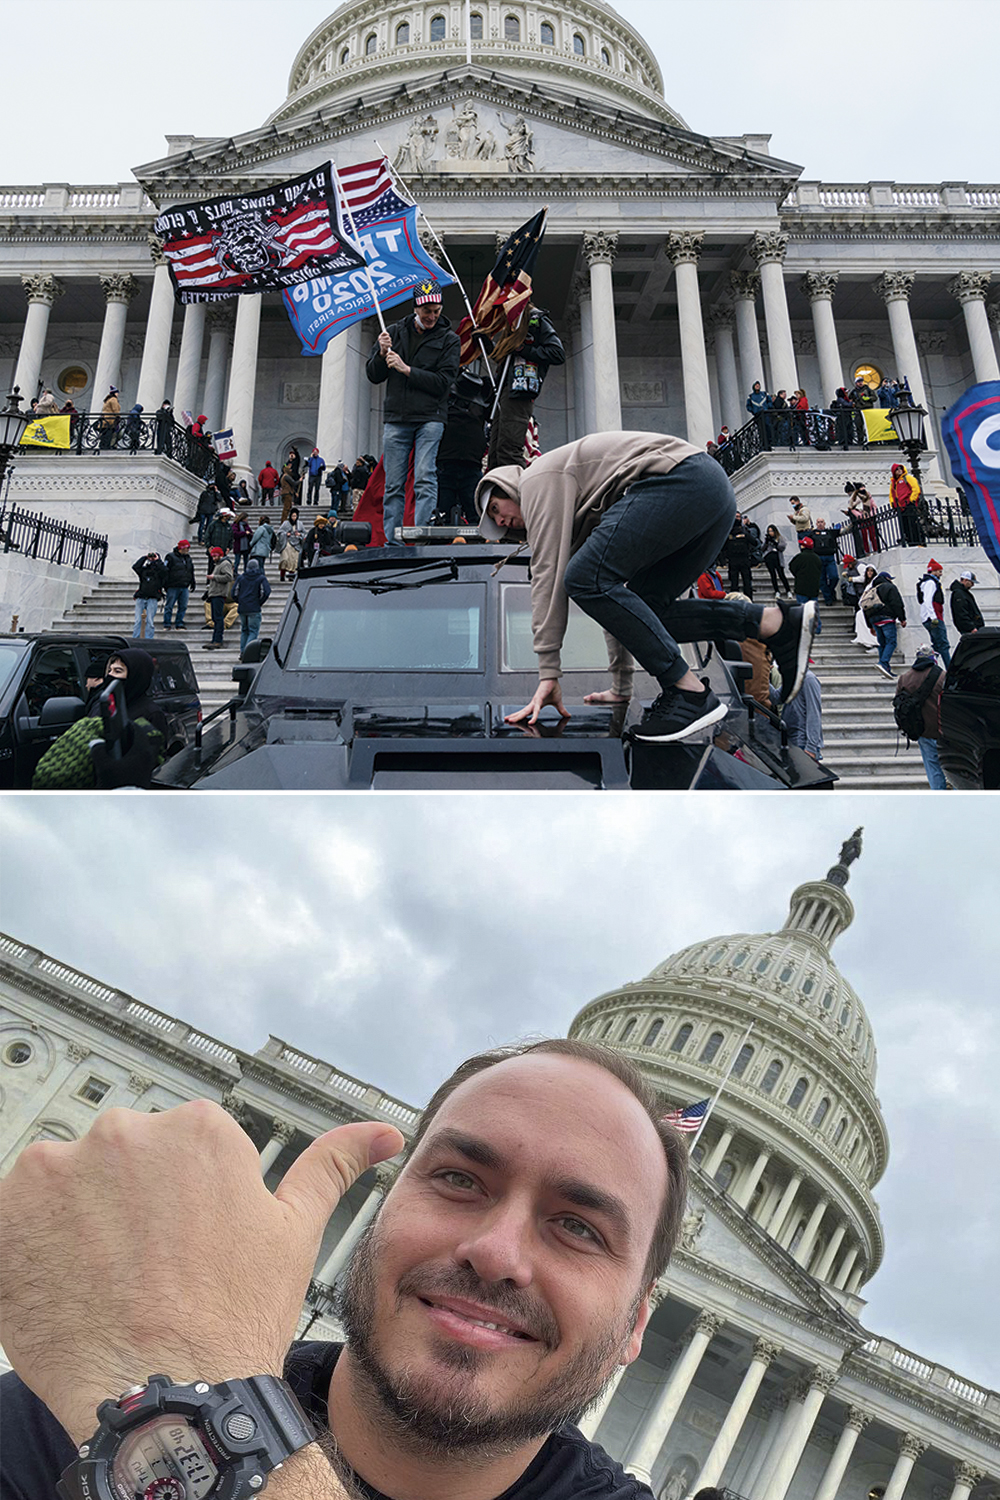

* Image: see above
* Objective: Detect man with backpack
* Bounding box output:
[860,569,907,678]
[893,643,947,788]
[916,559,951,666]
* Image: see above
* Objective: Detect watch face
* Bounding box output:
[110,1415,219,1500]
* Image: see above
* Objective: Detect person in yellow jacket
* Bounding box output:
[889,462,925,547]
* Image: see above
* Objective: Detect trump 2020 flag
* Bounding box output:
[942,380,1000,578]
[283,204,453,354]
[154,164,365,303]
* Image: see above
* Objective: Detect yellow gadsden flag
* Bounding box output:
[21,414,72,449]
[862,408,897,444]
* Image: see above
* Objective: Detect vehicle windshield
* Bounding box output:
[0,643,29,699]
[501,583,609,671]
[286,583,484,672]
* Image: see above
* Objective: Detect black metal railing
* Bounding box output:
[23,412,221,482]
[0,503,108,573]
[717,408,890,476]
[833,494,978,559]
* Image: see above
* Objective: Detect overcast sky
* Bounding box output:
[5,0,996,186]
[1,794,997,1392]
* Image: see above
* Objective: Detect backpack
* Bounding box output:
[858,581,883,618]
[893,665,942,743]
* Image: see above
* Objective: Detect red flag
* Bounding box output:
[353,456,417,547]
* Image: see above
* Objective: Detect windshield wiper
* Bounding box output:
[327,560,460,594]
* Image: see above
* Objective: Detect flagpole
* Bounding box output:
[330,160,387,335]
[689,1022,754,1150]
[375,140,497,385]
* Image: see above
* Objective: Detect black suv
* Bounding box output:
[0,633,201,789]
[154,546,835,791]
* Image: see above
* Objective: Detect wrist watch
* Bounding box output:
[57,1373,317,1500]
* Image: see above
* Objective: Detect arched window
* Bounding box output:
[834,1117,847,1146]
[822,987,835,1010]
[731,1043,754,1078]
[779,964,794,983]
[601,46,611,65]
[761,1059,783,1095]
[364,32,377,54]
[812,1096,830,1127]
[644,1019,663,1047]
[600,1019,614,1038]
[572,32,585,54]
[849,1136,859,1159]
[788,1076,809,1111]
[788,1217,806,1254]
[854,1021,863,1043]
[708,948,725,966]
[853,363,883,392]
[755,954,771,974]
[802,976,815,997]
[429,14,446,40]
[620,1017,636,1042]
[732,949,748,968]
[339,46,349,63]
[504,14,520,40]
[699,1031,724,1065]
[470,11,484,37]
[540,21,554,44]
[395,21,410,44]
[670,1022,693,1053]
[716,1160,736,1191]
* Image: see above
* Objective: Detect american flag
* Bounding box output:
[335,157,411,232]
[457,209,547,366]
[661,1099,710,1133]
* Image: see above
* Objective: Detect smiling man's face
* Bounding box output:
[339,1053,666,1451]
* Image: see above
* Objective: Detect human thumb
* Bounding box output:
[273,1121,404,1235]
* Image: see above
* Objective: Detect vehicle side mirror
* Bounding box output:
[38,696,87,730]
[240,637,272,665]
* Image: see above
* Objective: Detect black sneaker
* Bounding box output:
[766,599,816,704]
[634,680,728,743]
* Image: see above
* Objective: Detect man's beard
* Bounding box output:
[337,1218,640,1455]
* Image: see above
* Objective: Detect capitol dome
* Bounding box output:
[268,0,685,130]
[569,832,889,1293]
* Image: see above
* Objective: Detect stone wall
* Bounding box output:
[0,551,91,634]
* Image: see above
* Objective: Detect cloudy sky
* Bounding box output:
[7,0,996,185]
[1,793,997,1392]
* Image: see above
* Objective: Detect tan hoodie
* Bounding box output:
[475,431,700,686]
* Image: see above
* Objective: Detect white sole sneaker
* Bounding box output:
[634,698,729,744]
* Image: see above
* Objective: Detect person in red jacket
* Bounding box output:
[697,564,726,599]
[257,460,280,506]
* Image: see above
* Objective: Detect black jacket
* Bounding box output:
[497,309,566,397]
[205,516,233,552]
[366,314,461,424]
[789,549,822,598]
[808,527,840,558]
[233,563,272,614]
[950,579,984,633]
[163,547,196,589]
[131,556,167,599]
[196,486,218,518]
[868,578,906,624]
[725,527,751,565]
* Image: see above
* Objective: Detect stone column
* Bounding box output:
[731,271,764,398]
[93,274,140,406]
[948,272,1000,382]
[750,1392,802,1500]
[136,234,177,413]
[709,306,741,433]
[577,1363,628,1441]
[988,303,1000,363]
[13,274,65,400]
[946,1462,985,1500]
[667,231,713,448]
[750,232,798,396]
[224,293,263,484]
[765,1171,802,1237]
[317,331,362,467]
[846,1264,866,1294]
[703,1126,735,1179]
[831,1243,859,1291]
[801,273,844,405]
[172,301,208,419]
[764,1370,838,1500]
[873,271,943,479]
[812,1223,846,1282]
[583,231,622,432]
[565,303,585,441]
[693,1339,782,1492]
[738,1398,786,1496]
[625,1310,723,1486]
[202,308,235,433]
[259,1119,296,1175]
[811,1407,872,1500]
[732,1147,770,1210]
[793,1197,828,1267]
[574,275,597,435]
[882,1434,928,1500]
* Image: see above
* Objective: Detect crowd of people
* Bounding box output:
[703,374,912,459]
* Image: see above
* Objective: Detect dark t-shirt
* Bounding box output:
[0,1341,652,1500]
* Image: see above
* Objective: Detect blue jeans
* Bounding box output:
[796,593,821,634]
[923,618,951,667]
[163,586,189,627]
[819,556,839,605]
[239,611,262,655]
[210,594,226,644]
[563,453,761,689]
[381,421,445,547]
[133,597,158,638]
[875,621,897,670]
[919,737,947,789]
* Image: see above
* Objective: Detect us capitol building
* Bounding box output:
[1,0,999,562]
[1,840,996,1500]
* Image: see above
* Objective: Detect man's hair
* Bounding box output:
[403,1038,689,1287]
